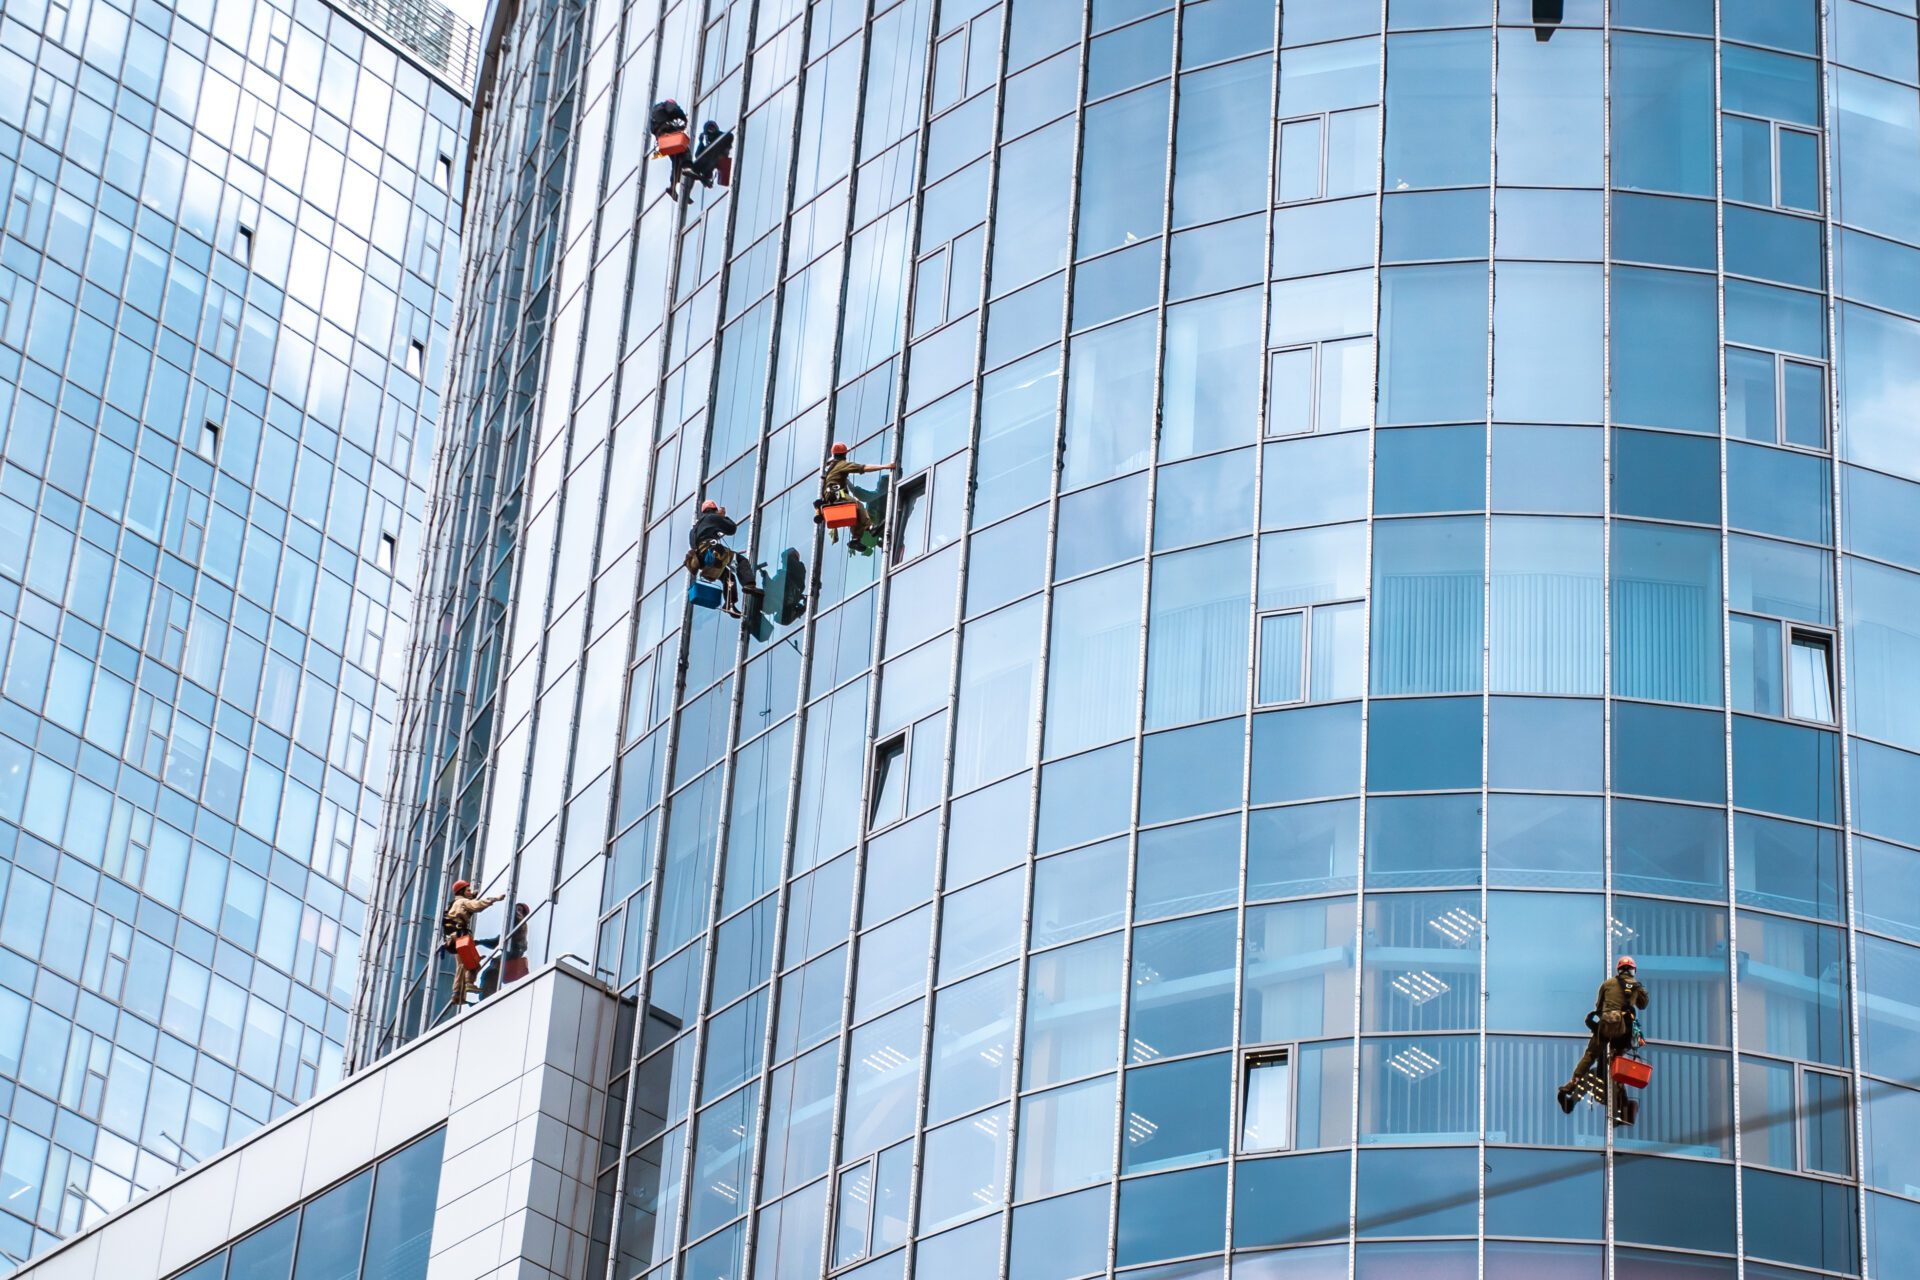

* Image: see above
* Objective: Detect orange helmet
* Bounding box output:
[452,879,471,896]
[1616,956,1636,972]
[831,442,849,456]
[701,499,719,512]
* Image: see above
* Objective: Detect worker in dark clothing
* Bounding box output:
[1558,956,1649,1118]
[815,442,899,545]
[687,500,746,616]
[651,99,694,199]
[443,879,504,1007]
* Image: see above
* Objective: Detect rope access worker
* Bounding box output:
[650,99,695,199]
[816,442,899,545]
[1558,956,1649,1121]
[687,500,746,616]
[442,879,504,1008]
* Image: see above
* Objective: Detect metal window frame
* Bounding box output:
[1236,1043,1298,1156]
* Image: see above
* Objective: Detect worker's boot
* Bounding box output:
[1556,1084,1577,1115]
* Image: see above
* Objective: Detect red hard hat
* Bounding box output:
[452,879,471,896]
[1616,956,1636,971]
[701,499,719,512]
[831,442,849,456]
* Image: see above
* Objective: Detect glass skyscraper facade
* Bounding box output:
[0,0,469,1265]
[362,0,1920,1275]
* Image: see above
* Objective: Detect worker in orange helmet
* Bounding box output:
[816,442,898,545]
[1557,955,1649,1120]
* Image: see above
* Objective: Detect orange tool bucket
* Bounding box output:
[452,935,481,972]
[655,130,691,157]
[822,502,862,530]
[1611,1055,1653,1089]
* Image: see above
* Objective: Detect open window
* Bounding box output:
[199,419,220,460]
[436,152,453,189]
[235,224,253,264]
[377,531,398,574]
[1798,1066,1851,1177]
[869,734,907,830]
[1240,1048,1293,1154]
[406,337,426,378]
[1786,629,1834,724]
[890,472,930,565]
[1732,615,1834,724]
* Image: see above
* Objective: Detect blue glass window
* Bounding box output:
[1130,911,1236,1060]
[1372,427,1482,515]
[1370,517,1483,695]
[1611,521,1722,705]
[1244,898,1357,1043]
[1488,794,1604,889]
[1613,799,1728,901]
[1362,892,1482,1034]
[1366,795,1481,888]
[1494,28,1603,186]
[1367,697,1481,792]
[1122,1054,1230,1171]
[1383,31,1492,190]
[1233,1152,1351,1248]
[1145,542,1250,727]
[1490,426,1603,515]
[1612,34,1715,195]
[1116,1165,1226,1266]
[1612,268,1719,431]
[1490,517,1603,694]
[1612,429,1719,524]
[1247,798,1360,898]
[1377,264,1488,426]
[1494,263,1603,423]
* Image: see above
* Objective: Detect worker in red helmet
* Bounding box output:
[687,499,746,616]
[816,441,898,545]
[442,877,504,1008]
[1558,955,1649,1119]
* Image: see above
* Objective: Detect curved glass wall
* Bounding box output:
[365,0,1920,1274]
[0,0,468,1266]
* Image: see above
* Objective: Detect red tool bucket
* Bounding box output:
[1611,1055,1653,1089]
[656,130,691,157]
[822,502,862,530]
[452,935,481,972]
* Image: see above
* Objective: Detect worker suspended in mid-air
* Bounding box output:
[687,499,750,617]
[442,879,504,1008]
[815,442,899,549]
[1557,955,1650,1125]
[651,99,735,203]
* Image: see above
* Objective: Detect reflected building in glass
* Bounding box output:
[361,0,1920,1275]
[0,0,470,1266]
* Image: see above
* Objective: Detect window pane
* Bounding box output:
[1490,516,1603,695]
[1258,613,1304,705]
[1357,1036,1480,1141]
[1383,31,1492,190]
[1017,1075,1116,1198]
[1788,633,1834,721]
[1370,517,1484,695]
[1309,601,1365,701]
[1613,34,1715,195]
[1723,115,1774,206]
[1032,838,1128,946]
[1024,934,1123,1088]
[1172,58,1272,225]
[1234,1152,1352,1249]
[1129,911,1236,1061]
[1162,288,1262,459]
[1146,541,1251,726]
[1726,347,1778,442]
[363,1129,446,1279]
[1486,892,1603,1034]
[1123,1053,1231,1171]
[1247,799,1360,899]
[291,1170,371,1280]
[1781,359,1826,449]
[1494,263,1602,422]
[1361,892,1481,1033]
[230,1212,298,1280]
[1731,614,1785,716]
[1613,267,1719,432]
[1242,1056,1293,1153]
[1046,563,1143,756]
[1116,1165,1227,1267]
[1277,116,1323,203]
[1010,1186,1107,1279]
[1803,1071,1853,1177]
[1378,264,1489,426]
[1737,911,1849,1067]
[1494,28,1602,186]
[1778,127,1821,212]
[1065,315,1156,489]
[1268,347,1313,435]
[920,1106,1009,1232]
[1611,520,1722,705]
[1244,898,1357,1043]
[1137,815,1239,920]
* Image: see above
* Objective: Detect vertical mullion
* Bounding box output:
[1105,1,1184,1270]
[987,0,1094,1275]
